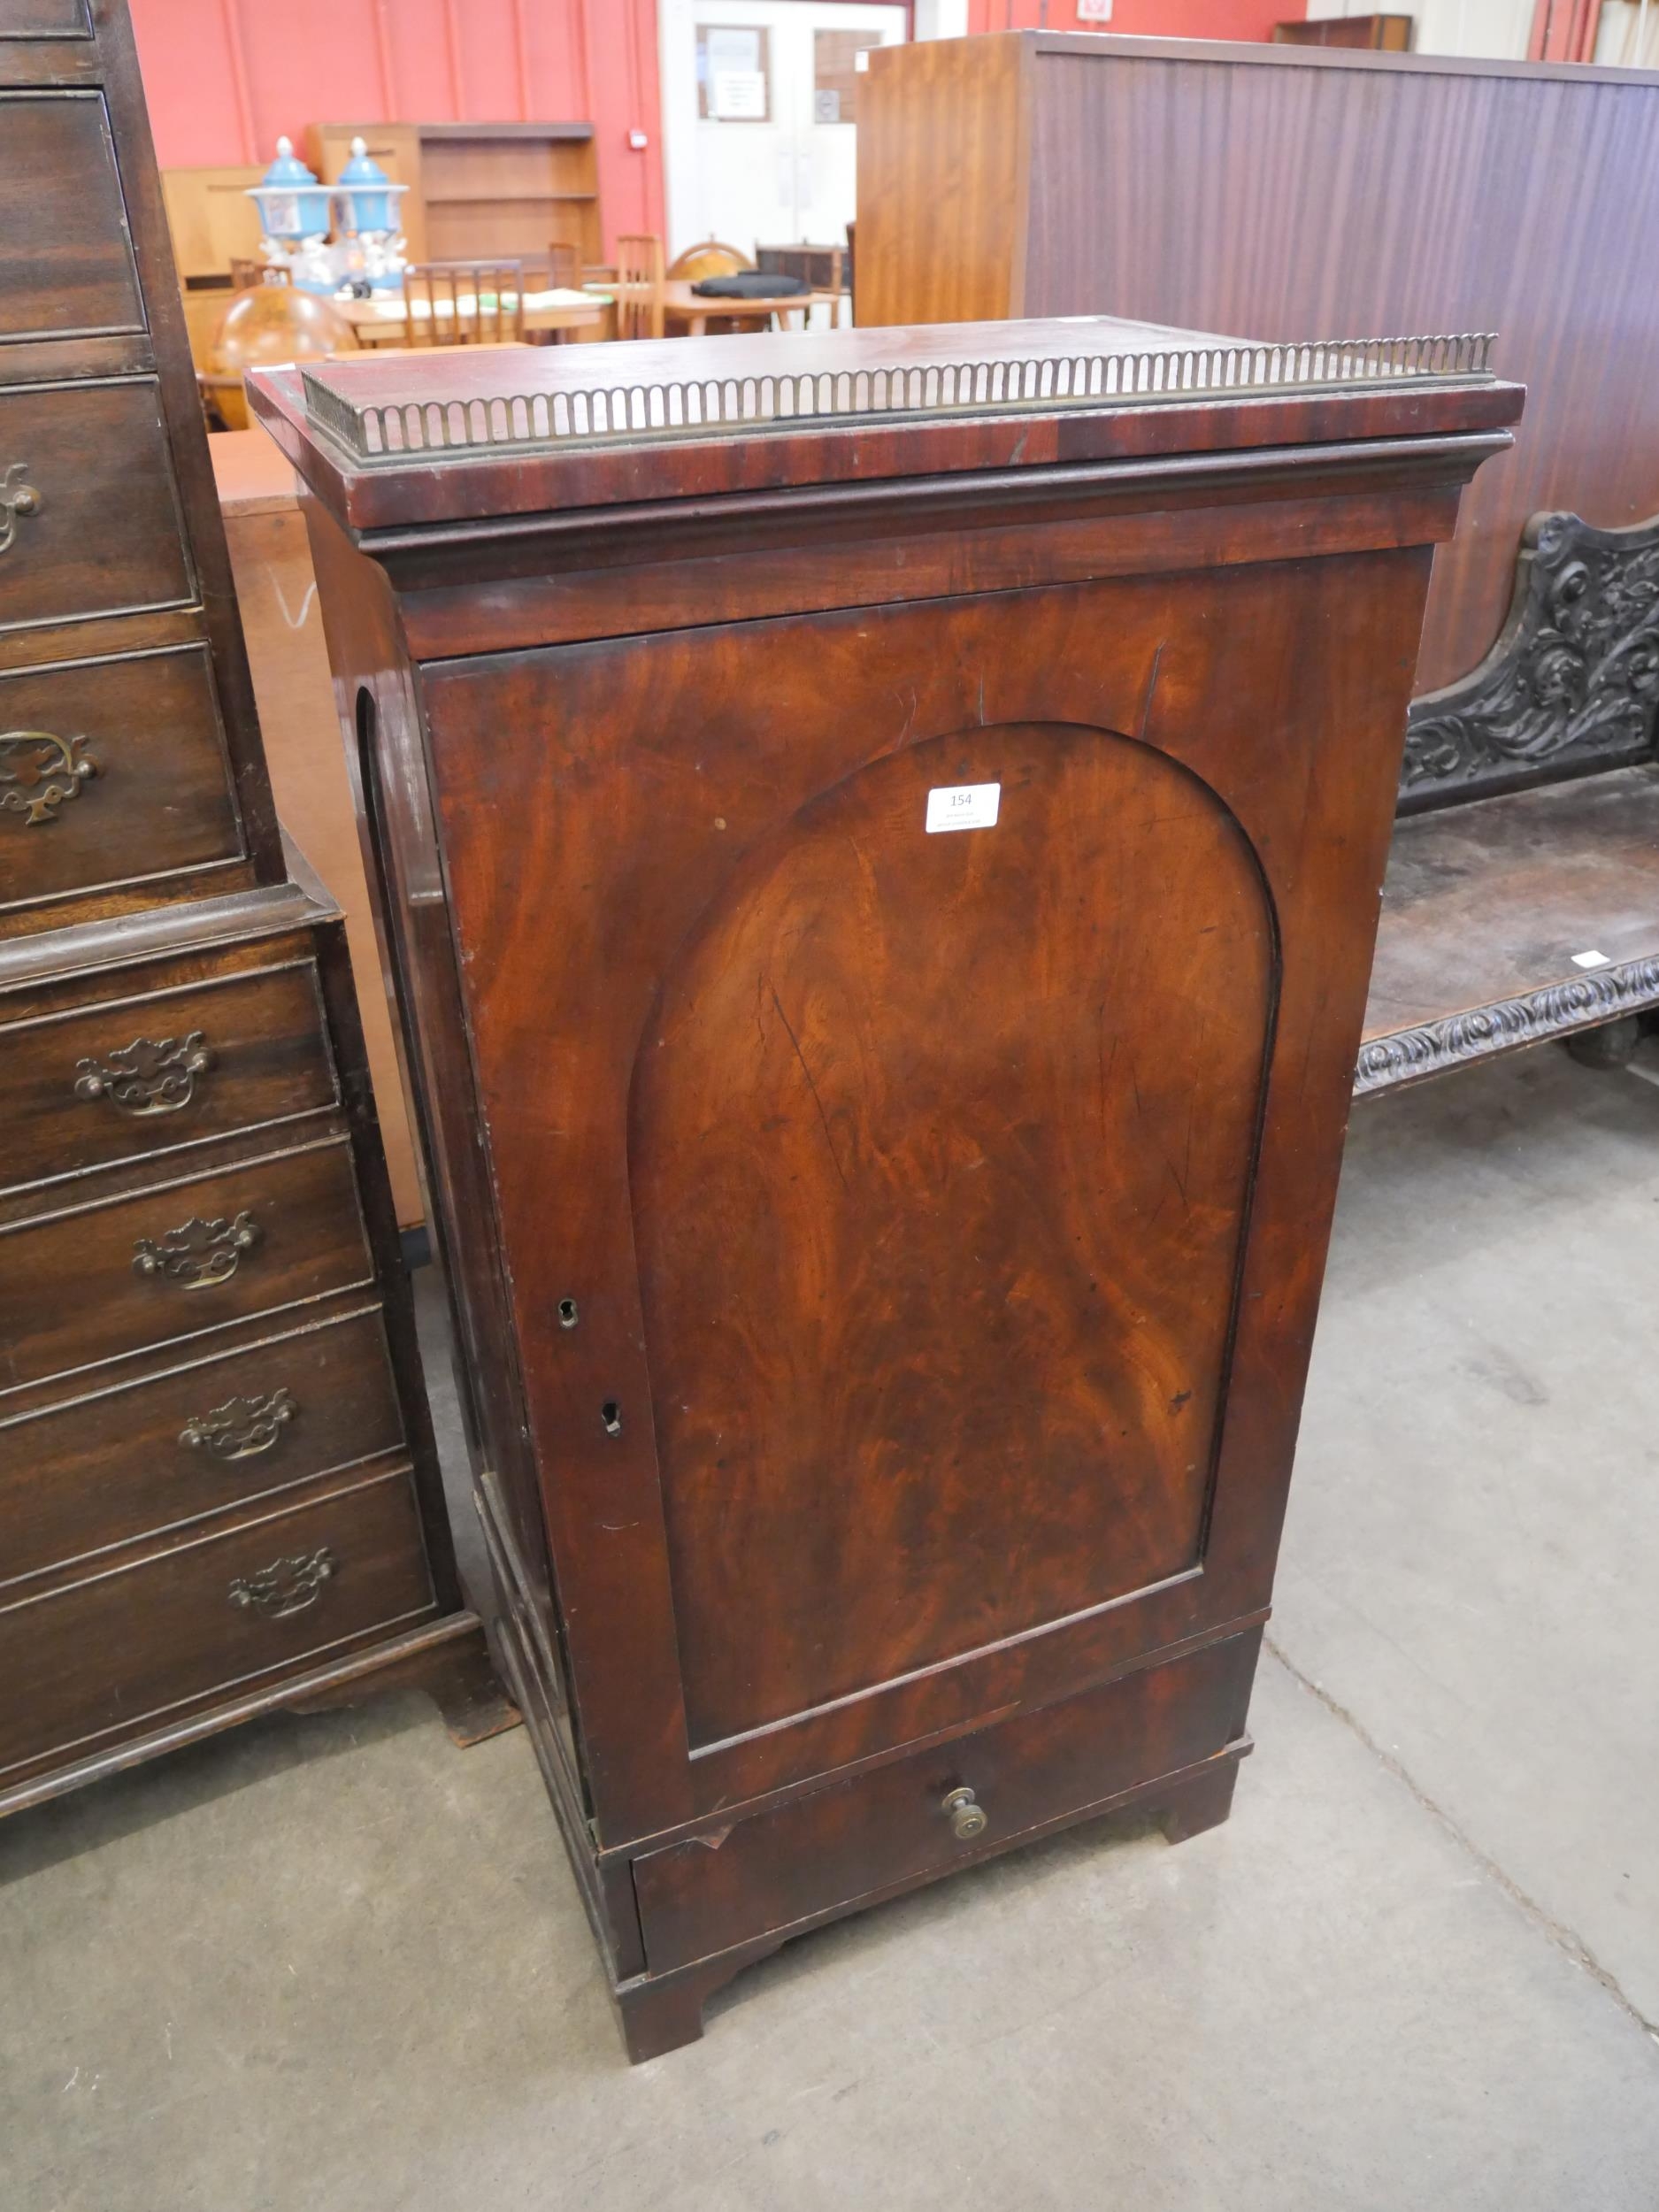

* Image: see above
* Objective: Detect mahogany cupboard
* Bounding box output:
[251,322,1520,2058]
[0,0,501,1816]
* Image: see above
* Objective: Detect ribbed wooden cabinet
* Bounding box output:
[253,322,1519,2058]
[0,0,499,1817]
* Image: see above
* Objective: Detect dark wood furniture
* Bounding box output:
[252,318,1517,2059]
[859,33,1659,1086]
[1273,15,1413,48]
[757,241,849,294]
[0,0,503,1819]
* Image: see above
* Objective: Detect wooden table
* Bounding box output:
[333,285,604,344]
[1359,765,1659,1093]
[208,429,425,1229]
[660,280,844,336]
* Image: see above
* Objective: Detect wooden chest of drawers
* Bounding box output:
[0,0,500,1816]
[254,322,1519,2055]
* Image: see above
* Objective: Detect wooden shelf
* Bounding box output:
[1358,764,1659,1093]
[304,119,603,269]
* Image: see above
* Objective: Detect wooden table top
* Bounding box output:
[332,285,604,337]
[1363,764,1659,1074]
[209,424,301,516]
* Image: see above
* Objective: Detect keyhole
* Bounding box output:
[600,1401,622,1436]
[557,1297,579,1328]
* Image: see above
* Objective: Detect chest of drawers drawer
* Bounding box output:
[0,380,191,633]
[0,91,140,344]
[0,1136,373,1393]
[1,4,92,36]
[0,1304,403,1586]
[0,956,337,1191]
[634,1629,1259,1976]
[0,1468,436,1781]
[0,646,243,910]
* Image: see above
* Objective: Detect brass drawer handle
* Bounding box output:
[180,1386,296,1461]
[942,1786,988,1842]
[76,1031,213,1117]
[0,730,97,826]
[0,461,41,554]
[133,1210,261,1288]
[228,1544,335,1620]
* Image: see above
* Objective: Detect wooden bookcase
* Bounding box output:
[304,121,602,272]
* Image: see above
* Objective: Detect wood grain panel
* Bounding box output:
[633,723,1273,1747]
[0,93,140,341]
[856,35,1026,327]
[0,380,191,631]
[1022,42,1659,690]
[862,35,1659,691]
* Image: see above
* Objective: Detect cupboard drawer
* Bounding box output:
[0,1470,434,1778]
[0,1139,373,1393]
[0,958,335,1189]
[0,380,191,632]
[634,1630,1260,1974]
[0,648,242,910]
[0,1306,403,1586]
[0,94,139,342]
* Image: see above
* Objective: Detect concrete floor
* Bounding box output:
[6,1044,1659,2209]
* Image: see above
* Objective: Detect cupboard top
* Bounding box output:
[250,314,1522,538]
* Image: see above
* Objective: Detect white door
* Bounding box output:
[659,0,907,262]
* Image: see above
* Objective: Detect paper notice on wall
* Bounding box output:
[705,27,760,72]
[711,70,767,119]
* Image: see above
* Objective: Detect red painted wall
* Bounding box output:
[130,2,1301,262]
[128,0,664,254]
[967,0,1301,40]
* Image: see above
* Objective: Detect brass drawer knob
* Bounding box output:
[227,1544,335,1620]
[180,1386,296,1461]
[941,1786,988,1842]
[76,1031,213,1117]
[133,1209,261,1288]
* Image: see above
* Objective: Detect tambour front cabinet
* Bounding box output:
[252,321,1520,2057]
[0,0,496,1816]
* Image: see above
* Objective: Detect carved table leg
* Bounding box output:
[1154,1751,1245,1845]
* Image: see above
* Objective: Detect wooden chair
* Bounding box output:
[666,239,753,280]
[403,259,526,347]
[546,240,580,290]
[614,233,664,341]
